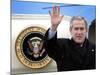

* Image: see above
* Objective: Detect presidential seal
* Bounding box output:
[15,26,51,68]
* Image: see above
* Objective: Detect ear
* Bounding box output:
[69,27,73,36]
[70,26,72,33]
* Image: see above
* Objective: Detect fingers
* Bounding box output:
[58,6,60,15]
[52,6,56,15]
[49,6,63,20]
[52,6,60,15]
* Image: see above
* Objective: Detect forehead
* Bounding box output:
[72,19,85,24]
[71,19,86,27]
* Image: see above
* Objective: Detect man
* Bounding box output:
[44,6,95,71]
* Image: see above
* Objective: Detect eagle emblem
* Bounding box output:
[15,26,51,68]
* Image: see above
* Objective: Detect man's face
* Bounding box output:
[70,19,88,43]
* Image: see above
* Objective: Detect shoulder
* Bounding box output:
[57,38,70,45]
[58,38,70,42]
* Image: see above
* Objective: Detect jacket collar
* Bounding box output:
[71,38,88,48]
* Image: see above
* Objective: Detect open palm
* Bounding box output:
[49,6,64,29]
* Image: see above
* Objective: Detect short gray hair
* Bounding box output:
[70,16,88,28]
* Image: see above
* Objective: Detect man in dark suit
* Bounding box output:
[44,6,96,71]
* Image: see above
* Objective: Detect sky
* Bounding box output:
[12,0,96,25]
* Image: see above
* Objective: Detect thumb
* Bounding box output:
[59,15,64,22]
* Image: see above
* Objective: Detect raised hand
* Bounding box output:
[49,6,64,31]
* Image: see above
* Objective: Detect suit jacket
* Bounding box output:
[44,29,96,71]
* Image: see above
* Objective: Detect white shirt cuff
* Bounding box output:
[48,28,57,39]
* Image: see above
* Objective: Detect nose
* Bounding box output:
[77,29,82,34]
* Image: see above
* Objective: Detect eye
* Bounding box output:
[74,27,79,30]
[80,27,84,30]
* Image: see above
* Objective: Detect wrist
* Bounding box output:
[51,25,57,31]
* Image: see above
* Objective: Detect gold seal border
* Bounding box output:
[15,26,51,69]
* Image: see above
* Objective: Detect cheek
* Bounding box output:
[81,30,87,36]
[70,30,77,36]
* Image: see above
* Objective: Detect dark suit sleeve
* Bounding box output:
[44,28,63,61]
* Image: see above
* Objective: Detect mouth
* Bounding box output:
[76,36,82,39]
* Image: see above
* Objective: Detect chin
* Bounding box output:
[75,39,84,44]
